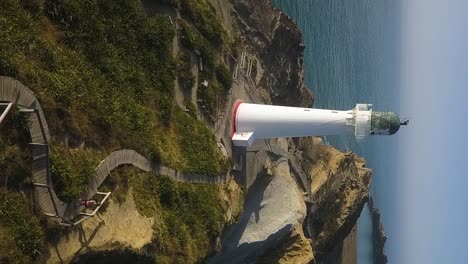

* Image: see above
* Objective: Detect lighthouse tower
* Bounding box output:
[231,102,407,147]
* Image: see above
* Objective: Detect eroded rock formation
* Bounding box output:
[210,150,308,263]
[231,0,314,107]
[368,197,389,264]
[297,137,372,261]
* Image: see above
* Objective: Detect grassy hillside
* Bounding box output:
[0,0,235,262]
[102,167,226,263]
[0,190,45,263]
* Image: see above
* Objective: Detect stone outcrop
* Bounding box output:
[47,189,154,264]
[297,137,372,261]
[258,223,315,264]
[231,0,314,107]
[210,153,307,263]
[368,197,388,264]
[219,177,244,225]
[222,135,371,263]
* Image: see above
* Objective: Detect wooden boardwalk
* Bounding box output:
[1,76,229,225]
[83,149,228,201]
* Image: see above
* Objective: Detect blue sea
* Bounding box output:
[271,0,401,263]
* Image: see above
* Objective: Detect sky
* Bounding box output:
[397,0,468,263]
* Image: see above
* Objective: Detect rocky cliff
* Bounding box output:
[231,0,313,107]
[210,145,313,263]
[296,137,372,261]
[368,197,389,264]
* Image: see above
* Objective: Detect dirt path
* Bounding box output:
[172,10,187,108]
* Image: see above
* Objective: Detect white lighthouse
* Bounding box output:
[231,102,407,147]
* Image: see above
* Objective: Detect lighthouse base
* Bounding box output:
[232,131,256,147]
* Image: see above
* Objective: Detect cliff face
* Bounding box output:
[368,197,389,264]
[231,0,313,107]
[298,137,372,260]
[258,223,315,264]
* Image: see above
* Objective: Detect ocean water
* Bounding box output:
[271,0,401,263]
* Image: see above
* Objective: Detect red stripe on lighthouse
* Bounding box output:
[231,101,243,137]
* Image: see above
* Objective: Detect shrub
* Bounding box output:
[183,99,197,119]
[179,20,216,72]
[45,0,176,101]
[176,50,195,91]
[132,173,225,262]
[0,190,45,262]
[172,108,227,175]
[180,0,224,48]
[215,63,232,91]
[197,80,217,115]
[159,94,173,126]
[0,0,178,153]
[50,148,99,202]
[0,108,34,192]
[144,14,176,50]
[228,33,243,57]
[13,218,45,258]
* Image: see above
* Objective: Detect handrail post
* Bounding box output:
[0,102,13,124]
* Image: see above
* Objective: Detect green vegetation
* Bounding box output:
[176,50,195,91]
[0,190,45,263]
[172,108,229,175]
[180,0,225,48]
[49,147,101,202]
[179,20,216,72]
[0,93,42,263]
[178,20,232,119]
[0,109,31,190]
[100,167,226,263]
[184,99,197,119]
[0,0,235,262]
[177,0,235,119]
[215,63,233,91]
[228,33,243,59]
[0,0,228,177]
[131,172,225,263]
[100,166,135,205]
[1,0,174,151]
[197,72,221,116]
